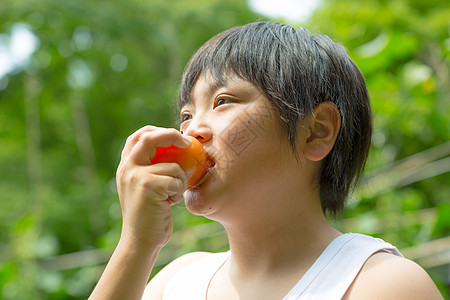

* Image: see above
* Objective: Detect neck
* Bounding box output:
[219,195,341,277]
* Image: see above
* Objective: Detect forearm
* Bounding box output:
[89,237,161,300]
[89,126,188,299]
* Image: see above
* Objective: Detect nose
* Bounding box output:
[183,116,212,144]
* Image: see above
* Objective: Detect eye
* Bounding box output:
[213,96,238,108]
[180,113,192,123]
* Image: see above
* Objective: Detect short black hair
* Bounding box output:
[178,22,372,215]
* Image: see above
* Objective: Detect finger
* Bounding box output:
[121,125,162,161]
[149,163,188,185]
[147,174,186,203]
[129,129,192,165]
[167,193,183,206]
[166,175,186,197]
[136,163,187,201]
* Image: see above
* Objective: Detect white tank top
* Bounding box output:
[154,233,402,299]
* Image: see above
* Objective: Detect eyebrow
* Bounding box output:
[181,73,230,109]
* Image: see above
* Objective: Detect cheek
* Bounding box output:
[218,118,259,162]
[215,102,278,164]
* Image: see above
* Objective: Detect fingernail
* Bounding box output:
[183,136,192,146]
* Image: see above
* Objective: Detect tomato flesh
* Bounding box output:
[151,136,207,188]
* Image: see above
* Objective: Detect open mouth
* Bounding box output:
[189,154,215,189]
[204,154,216,172]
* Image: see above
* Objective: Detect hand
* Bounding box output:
[116,126,191,249]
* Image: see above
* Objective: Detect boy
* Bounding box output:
[90,22,442,299]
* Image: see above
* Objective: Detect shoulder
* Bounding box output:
[142,251,213,300]
[343,251,443,300]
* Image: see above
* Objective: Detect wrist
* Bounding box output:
[118,233,164,259]
[120,219,173,251]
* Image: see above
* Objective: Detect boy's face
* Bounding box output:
[179,74,315,221]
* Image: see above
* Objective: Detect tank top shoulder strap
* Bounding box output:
[283,233,402,300]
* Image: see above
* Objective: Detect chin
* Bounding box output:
[184,189,215,216]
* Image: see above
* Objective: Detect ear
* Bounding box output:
[303,102,341,162]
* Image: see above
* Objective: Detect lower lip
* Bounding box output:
[189,167,213,189]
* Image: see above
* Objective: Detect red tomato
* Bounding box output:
[151,136,207,188]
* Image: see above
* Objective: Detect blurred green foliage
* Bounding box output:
[0,0,448,298]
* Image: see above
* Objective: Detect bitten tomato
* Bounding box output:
[151,136,207,188]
